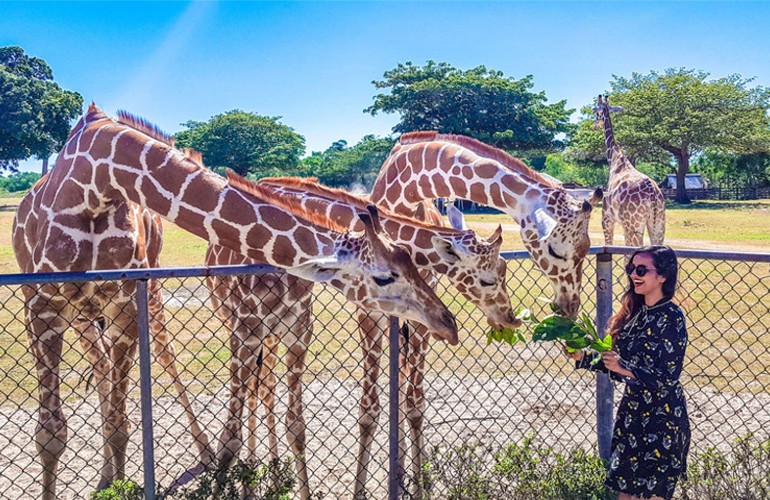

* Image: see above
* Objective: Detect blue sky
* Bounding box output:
[2,1,769,174]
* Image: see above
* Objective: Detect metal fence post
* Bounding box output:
[388,316,402,500]
[595,252,614,462]
[136,279,156,500]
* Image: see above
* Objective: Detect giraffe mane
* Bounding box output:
[116,110,176,148]
[398,131,558,188]
[226,172,348,234]
[259,177,470,235]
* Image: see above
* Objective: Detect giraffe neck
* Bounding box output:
[48,107,342,268]
[370,141,553,223]
[259,181,473,275]
[600,106,630,179]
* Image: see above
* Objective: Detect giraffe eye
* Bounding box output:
[548,245,566,261]
[373,275,396,287]
[480,280,495,287]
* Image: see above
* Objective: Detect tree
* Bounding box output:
[0,46,83,173]
[692,151,770,188]
[570,68,770,203]
[0,171,42,193]
[302,135,396,190]
[174,110,305,177]
[365,61,573,156]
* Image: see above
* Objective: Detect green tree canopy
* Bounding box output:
[302,135,396,190]
[0,46,83,172]
[174,110,306,177]
[0,171,42,193]
[691,151,770,188]
[570,68,770,202]
[365,61,573,156]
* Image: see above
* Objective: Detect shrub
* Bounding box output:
[680,434,770,500]
[163,458,298,500]
[421,433,613,500]
[89,479,143,500]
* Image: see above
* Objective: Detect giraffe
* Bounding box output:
[204,174,519,499]
[13,138,215,498]
[11,104,457,500]
[593,95,666,246]
[367,131,603,497]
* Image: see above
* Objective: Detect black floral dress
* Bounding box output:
[577,299,690,500]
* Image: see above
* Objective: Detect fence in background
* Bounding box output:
[661,186,770,200]
[0,247,768,499]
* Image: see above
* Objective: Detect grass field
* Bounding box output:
[0,198,768,406]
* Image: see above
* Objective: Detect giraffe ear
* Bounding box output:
[431,237,465,264]
[446,201,468,230]
[286,255,343,283]
[609,106,623,113]
[532,207,557,241]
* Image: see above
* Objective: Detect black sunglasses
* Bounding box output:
[625,263,652,277]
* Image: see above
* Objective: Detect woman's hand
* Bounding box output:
[601,351,635,379]
[562,345,584,361]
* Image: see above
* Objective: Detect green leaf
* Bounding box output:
[566,338,589,350]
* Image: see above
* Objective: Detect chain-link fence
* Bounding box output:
[0,247,768,499]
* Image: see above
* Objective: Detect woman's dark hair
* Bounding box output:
[608,245,679,338]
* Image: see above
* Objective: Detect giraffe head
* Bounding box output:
[592,95,623,130]
[288,204,459,344]
[439,205,521,330]
[519,188,603,317]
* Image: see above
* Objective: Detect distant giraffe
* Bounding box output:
[11,105,457,500]
[593,95,666,246]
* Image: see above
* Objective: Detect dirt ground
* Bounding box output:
[1,368,768,500]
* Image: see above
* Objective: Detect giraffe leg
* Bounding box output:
[98,305,140,490]
[73,319,117,491]
[244,349,279,465]
[216,320,266,470]
[354,312,387,500]
[623,220,646,248]
[283,321,312,500]
[148,280,215,466]
[602,202,616,245]
[26,301,68,500]
[242,335,280,500]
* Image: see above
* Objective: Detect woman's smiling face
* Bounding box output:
[627,253,666,298]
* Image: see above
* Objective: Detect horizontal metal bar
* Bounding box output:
[505,246,770,263]
[593,245,770,263]
[0,263,283,286]
[0,246,767,287]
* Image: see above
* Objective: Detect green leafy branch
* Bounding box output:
[486,299,612,366]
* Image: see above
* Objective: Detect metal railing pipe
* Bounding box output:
[595,252,615,462]
[388,316,402,500]
[136,280,156,500]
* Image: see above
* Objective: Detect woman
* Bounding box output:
[565,245,690,500]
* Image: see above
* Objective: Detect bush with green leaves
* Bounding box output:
[89,479,143,500]
[422,433,613,500]
[680,434,770,500]
[163,458,298,500]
